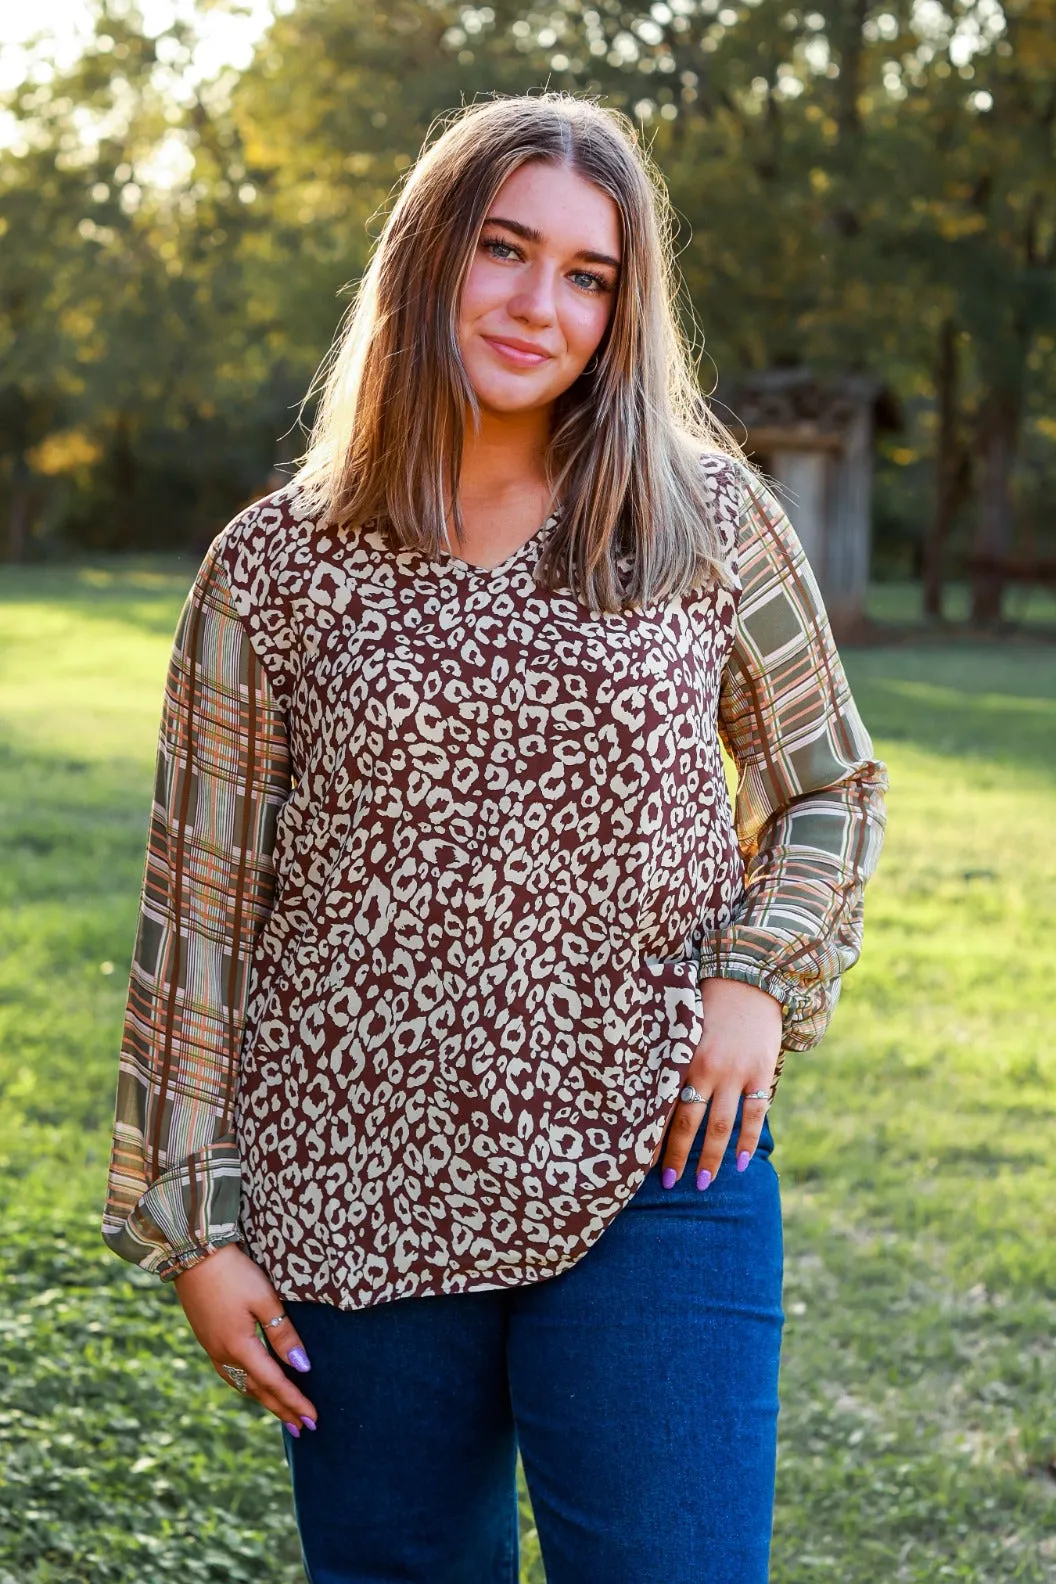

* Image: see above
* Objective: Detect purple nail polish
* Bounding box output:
[696,1168,711,1191]
[301,1416,317,1432]
[288,1347,311,1373]
[736,1149,751,1172]
[284,1421,301,1438]
[661,1166,677,1189]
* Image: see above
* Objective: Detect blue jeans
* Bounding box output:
[275,1099,783,1583]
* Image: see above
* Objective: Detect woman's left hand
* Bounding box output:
[650,977,782,1186]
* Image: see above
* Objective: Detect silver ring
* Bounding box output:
[260,1314,287,1330]
[220,1363,249,1395]
[680,1084,709,1104]
[744,1089,770,1101]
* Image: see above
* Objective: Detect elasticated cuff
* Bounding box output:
[696,953,818,1019]
[155,1234,247,1283]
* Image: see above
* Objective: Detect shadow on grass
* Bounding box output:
[843,645,1056,782]
[0,558,196,640]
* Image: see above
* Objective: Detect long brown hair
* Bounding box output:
[291,91,757,613]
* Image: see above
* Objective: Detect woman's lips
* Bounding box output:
[482,336,552,367]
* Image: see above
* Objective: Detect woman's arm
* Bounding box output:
[699,460,889,1056]
[647,453,888,1186]
[101,540,292,1281]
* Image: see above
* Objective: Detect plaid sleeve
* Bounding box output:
[100,541,292,1281]
[698,461,888,1060]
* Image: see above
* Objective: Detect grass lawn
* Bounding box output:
[1,558,1054,1583]
[865,577,1056,633]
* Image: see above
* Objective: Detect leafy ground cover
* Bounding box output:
[1,560,1054,1583]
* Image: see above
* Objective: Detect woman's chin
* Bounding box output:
[469,378,557,416]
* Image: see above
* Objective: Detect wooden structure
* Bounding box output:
[712,368,902,636]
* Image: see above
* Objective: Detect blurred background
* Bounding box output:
[0,3,1054,1581]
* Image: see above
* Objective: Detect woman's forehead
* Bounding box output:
[486,162,623,262]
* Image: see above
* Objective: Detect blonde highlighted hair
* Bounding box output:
[292,90,757,613]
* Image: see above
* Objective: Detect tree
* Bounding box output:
[2,0,1054,585]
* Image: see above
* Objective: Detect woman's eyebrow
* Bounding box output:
[483,214,621,271]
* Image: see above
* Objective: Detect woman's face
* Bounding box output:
[457,160,622,417]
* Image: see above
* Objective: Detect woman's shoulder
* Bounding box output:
[695,445,752,512]
[212,477,323,585]
[687,445,755,573]
[202,478,331,704]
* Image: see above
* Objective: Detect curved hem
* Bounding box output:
[265,1177,656,1316]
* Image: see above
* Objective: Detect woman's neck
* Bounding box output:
[458,403,552,507]
[446,405,556,564]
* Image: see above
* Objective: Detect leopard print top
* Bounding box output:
[218,452,746,1309]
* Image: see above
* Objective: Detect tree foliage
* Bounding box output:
[1,0,1053,606]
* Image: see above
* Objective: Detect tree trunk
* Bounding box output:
[7,456,30,563]
[111,413,138,551]
[923,318,958,619]
[970,386,1021,624]
[835,0,869,142]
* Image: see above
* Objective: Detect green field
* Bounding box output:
[1,560,1054,1583]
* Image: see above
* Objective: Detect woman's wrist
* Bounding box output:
[700,974,783,1020]
[699,963,815,1020]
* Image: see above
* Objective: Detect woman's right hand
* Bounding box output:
[173,1244,318,1435]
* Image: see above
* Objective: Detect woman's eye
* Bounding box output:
[571,270,608,294]
[481,239,610,295]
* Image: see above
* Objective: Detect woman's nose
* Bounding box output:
[507,268,558,321]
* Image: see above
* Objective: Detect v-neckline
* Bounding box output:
[434,507,561,576]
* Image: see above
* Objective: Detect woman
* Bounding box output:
[102,92,887,1583]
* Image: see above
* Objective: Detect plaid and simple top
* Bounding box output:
[101,454,887,1304]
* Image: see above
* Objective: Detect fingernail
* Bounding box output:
[737,1150,751,1172]
[288,1348,311,1373]
[661,1166,677,1189]
[284,1421,301,1438]
[301,1416,317,1432]
[696,1168,712,1191]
